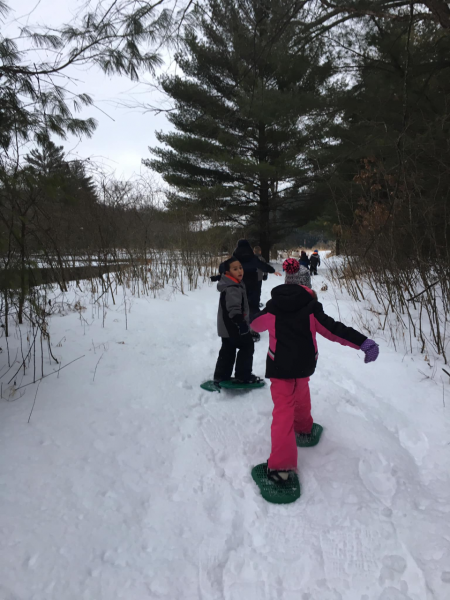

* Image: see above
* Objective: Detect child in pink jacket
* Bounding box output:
[250,258,379,484]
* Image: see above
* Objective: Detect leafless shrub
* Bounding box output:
[0,171,227,387]
[328,156,450,363]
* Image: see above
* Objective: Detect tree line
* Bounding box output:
[2,0,450,359]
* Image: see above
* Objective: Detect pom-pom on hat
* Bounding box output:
[283,258,300,275]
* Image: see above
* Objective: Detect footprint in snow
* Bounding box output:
[198,538,229,599]
[224,581,267,600]
[397,427,429,466]
[378,587,413,600]
[379,554,407,586]
[320,524,384,582]
[358,451,397,505]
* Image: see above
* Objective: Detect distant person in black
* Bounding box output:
[299,251,310,270]
[231,240,281,319]
[309,249,321,276]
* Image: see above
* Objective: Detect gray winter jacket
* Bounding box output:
[217,274,250,338]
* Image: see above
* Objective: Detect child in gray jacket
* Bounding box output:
[214,257,261,384]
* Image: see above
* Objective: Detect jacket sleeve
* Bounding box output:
[256,258,275,274]
[313,301,366,349]
[250,309,271,332]
[225,286,244,322]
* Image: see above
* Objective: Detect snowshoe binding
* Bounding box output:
[235,374,263,385]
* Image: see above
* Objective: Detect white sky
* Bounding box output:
[5,0,176,182]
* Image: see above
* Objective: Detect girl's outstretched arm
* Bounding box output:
[313,301,367,349]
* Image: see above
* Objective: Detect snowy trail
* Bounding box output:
[1,268,450,600]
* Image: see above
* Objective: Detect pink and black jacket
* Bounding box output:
[250,284,367,379]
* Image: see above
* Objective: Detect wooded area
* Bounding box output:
[1,0,450,359]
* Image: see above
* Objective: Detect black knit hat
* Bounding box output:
[236,239,252,249]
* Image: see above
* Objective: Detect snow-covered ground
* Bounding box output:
[1,262,450,600]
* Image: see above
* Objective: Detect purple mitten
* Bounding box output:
[360,339,379,363]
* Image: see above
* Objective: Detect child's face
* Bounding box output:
[227,260,243,282]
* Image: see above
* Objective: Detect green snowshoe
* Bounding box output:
[200,378,265,393]
[251,463,301,504]
[295,423,323,448]
[200,380,222,392]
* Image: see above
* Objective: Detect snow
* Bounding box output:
[1,259,450,600]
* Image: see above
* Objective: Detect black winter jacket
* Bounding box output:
[228,240,275,294]
[310,254,321,269]
[251,284,367,379]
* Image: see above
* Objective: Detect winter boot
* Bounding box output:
[267,468,291,483]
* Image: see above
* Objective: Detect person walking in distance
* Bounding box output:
[310,250,321,276]
[299,250,310,270]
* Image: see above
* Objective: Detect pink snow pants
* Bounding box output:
[268,377,313,471]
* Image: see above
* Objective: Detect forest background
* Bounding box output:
[1,0,450,369]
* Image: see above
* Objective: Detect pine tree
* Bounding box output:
[145,0,334,257]
[322,15,450,265]
[25,136,66,176]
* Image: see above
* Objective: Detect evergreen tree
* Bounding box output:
[25,136,66,176]
[322,15,450,260]
[145,0,334,258]
[24,136,97,205]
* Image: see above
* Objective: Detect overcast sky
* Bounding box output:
[6,0,175,183]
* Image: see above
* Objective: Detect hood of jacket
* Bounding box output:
[217,273,244,292]
[269,284,316,315]
[233,239,254,263]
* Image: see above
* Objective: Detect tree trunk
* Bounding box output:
[258,121,271,261]
[259,179,271,260]
[4,289,9,338]
[18,217,26,325]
